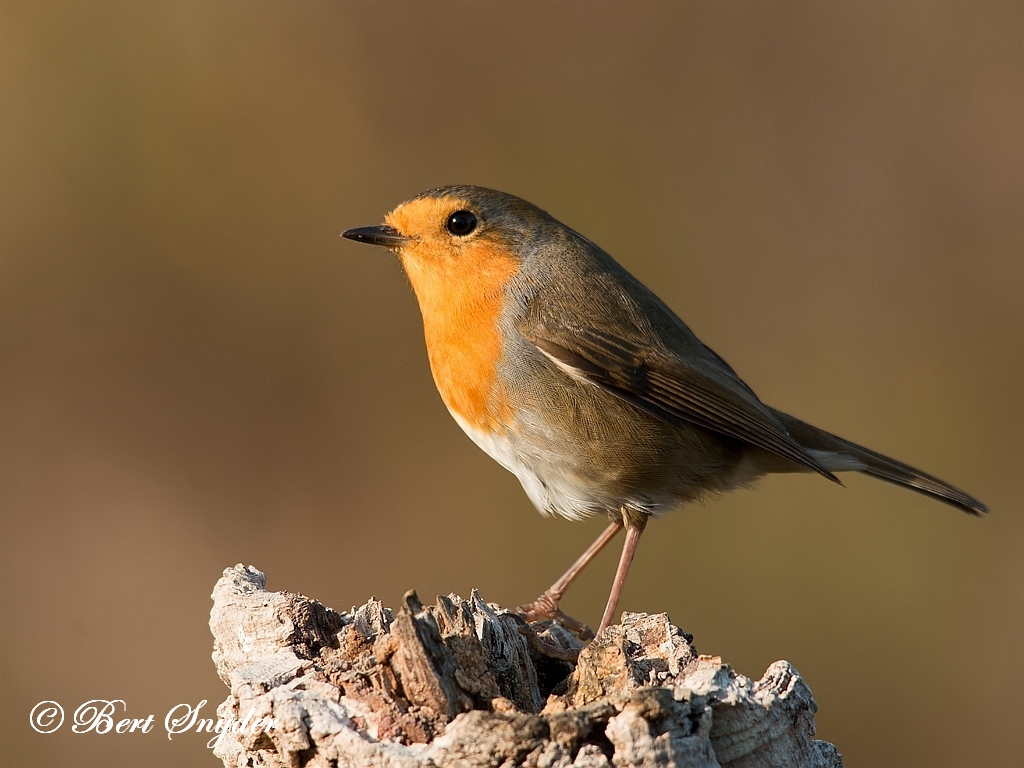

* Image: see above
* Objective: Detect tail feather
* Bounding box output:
[770,408,988,516]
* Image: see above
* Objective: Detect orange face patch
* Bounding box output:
[386,197,521,433]
[385,196,456,254]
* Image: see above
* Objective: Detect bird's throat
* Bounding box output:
[399,251,520,434]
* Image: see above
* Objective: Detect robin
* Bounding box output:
[342,185,987,641]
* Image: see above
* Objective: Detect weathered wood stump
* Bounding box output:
[210,564,842,768]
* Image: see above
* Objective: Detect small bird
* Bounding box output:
[343,186,987,640]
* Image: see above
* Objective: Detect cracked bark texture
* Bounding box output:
[210,564,842,768]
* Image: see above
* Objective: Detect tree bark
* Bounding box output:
[209,564,842,768]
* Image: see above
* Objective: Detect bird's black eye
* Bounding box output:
[446,210,478,237]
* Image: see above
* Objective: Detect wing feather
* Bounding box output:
[520,320,839,482]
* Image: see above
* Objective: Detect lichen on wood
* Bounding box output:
[210,564,842,768]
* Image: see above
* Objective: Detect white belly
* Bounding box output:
[448,410,634,521]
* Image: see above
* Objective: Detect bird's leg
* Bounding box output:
[516,519,624,640]
[594,516,648,641]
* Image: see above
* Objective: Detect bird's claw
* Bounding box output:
[507,615,581,662]
[515,593,595,642]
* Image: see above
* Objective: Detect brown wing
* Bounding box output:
[519,319,839,482]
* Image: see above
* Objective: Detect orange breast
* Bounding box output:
[399,245,520,433]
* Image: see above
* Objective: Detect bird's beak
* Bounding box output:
[341,225,414,248]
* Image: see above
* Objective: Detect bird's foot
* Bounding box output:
[505,614,581,662]
[515,592,594,642]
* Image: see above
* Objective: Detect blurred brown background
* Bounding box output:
[1,2,1021,766]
